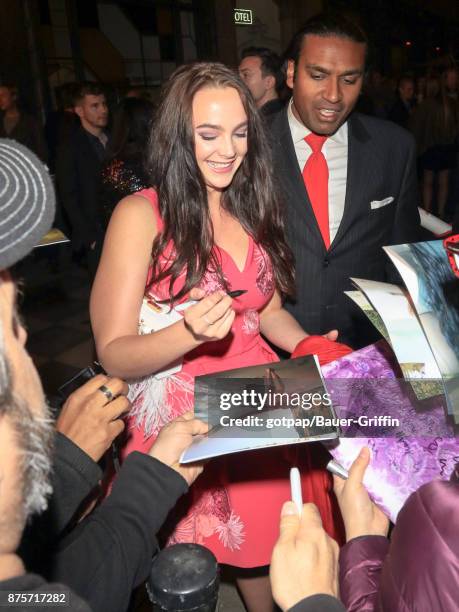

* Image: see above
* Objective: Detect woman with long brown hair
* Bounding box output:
[90,62,339,611]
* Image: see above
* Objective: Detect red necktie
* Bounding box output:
[302,134,330,249]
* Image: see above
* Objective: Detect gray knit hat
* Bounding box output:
[0,139,55,270]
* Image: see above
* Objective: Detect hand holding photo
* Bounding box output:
[180,355,338,463]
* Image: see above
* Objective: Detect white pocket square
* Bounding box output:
[371,197,394,210]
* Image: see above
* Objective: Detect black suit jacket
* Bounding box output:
[388,97,412,129]
[56,126,107,250]
[271,109,421,348]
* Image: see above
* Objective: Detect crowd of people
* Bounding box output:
[0,11,458,612]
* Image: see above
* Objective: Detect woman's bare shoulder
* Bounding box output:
[109,191,158,233]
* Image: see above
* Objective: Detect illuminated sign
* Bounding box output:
[234,9,253,25]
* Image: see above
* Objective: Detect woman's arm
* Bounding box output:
[90,195,234,378]
[259,291,308,353]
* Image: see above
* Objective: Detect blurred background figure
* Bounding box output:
[388,75,415,129]
[55,81,110,279]
[45,82,79,174]
[411,73,459,218]
[365,69,392,119]
[125,86,151,100]
[99,97,154,230]
[0,83,47,161]
[415,75,426,105]
[239,47,285,116]
[443,66,459,101]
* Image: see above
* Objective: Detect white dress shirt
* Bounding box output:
[287,99,348,243]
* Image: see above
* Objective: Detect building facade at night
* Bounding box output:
[1,0,458,117]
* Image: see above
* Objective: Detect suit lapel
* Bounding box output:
[330,113,371,252]
[273,110,326,251]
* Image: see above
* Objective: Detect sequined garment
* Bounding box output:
[99,155,149,229]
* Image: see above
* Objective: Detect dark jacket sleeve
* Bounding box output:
[288,594,346,612]
[29,114,48,163]
[55,136,87,249]
[51,432,103,531]
[453,208,459,235]
[339,535,389,612]
[390,132,421,245]
[49,452,188,612]
[385,132,421,284]
[19,433,102,574]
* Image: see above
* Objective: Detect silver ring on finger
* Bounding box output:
[203,315,212,325]
[98,384,114,402]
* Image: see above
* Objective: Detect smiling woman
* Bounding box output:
[193,87,248,196]
[90,62,337,612]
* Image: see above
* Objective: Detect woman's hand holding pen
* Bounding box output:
[183,288,235,343]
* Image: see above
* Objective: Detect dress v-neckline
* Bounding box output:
[215,235,253,274]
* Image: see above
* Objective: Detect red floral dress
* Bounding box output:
[123,188,340,567]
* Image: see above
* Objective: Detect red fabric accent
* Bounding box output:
[301,442,346,545]
[303,134,330,249]
[292,335,353,366]
[444,234,459,278]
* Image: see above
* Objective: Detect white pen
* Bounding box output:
[290,467,303,515]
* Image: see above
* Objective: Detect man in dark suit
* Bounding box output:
[271,14,420,348]
[388,76,415,129]
[239,47,285,116]
[56,82,109,277]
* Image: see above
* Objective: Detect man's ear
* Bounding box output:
[265,74,276,92]
[286,60,295,89]
[74,105,83,120]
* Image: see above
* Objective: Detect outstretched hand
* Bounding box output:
[333,446,390,542]
[270,502,339,611]
[56,374,130,462]
[149,411,208,485]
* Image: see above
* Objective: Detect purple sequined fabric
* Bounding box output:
[322,341,459,522]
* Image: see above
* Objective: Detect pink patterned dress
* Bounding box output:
[123,189,339,567]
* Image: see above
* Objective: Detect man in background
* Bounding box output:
[0,83,47,161]
[56,82,109,277]
[239,47,285,116]
[388,75,415,129]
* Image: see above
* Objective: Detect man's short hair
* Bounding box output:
[73,81,105,106]
[240,47,284,91]
[285,12,369,65]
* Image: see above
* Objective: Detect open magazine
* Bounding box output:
[322,341,458,523]
[384,241,459,423]
[349,278,443,401]
[181,355,339,463]
[347,239,459,423]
